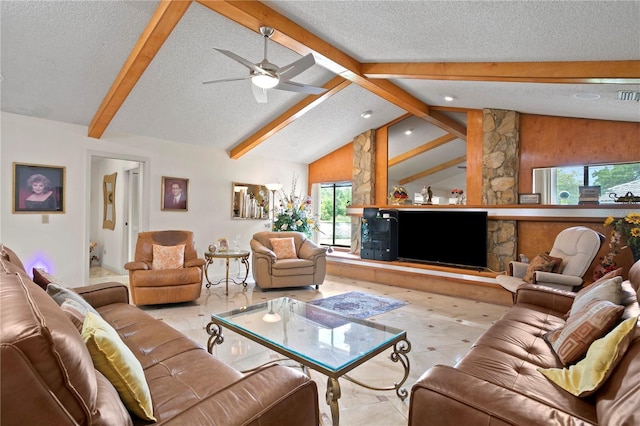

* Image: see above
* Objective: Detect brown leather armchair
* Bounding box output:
[250,231,327,290]
[124,230,205,305]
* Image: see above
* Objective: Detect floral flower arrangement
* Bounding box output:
[595,212,640,279]
[273,173,320,237]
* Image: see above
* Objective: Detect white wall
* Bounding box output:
[1,112,307,284]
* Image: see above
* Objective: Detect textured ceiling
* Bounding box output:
[1,1,639,187]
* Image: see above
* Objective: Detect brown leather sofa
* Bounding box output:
[124,230,205,305]
[409,260,640,426]
[250,231,327,289]
[1,245,319,425]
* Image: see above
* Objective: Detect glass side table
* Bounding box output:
[204,250,250,295]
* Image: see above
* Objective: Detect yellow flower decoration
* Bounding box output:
[625,213,640,225]
[604,216,614,227]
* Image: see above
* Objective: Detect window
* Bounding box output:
[534,162,640,205]
[319,182,352,247]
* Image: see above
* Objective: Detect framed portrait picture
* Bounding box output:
[13,162,65,213]
[217,237,229,252]
[518,193,541,205]
[161,177,189,211]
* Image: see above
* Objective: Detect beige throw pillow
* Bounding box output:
[545,299,624,366]
[270,237,297,259]
[570,276,623,317]
[151,244,185,270]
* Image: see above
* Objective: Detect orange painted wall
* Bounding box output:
[308,141,353,193]
[519,115,640,194]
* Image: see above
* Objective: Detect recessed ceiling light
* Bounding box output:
[404,129,413,135]
[360,110,372,119]
[443,95,455,102]
[573,92,600,100]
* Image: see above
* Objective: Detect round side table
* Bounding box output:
[204,250,250,295]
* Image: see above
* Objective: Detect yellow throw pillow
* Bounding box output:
[270,237,297,259]
[82,312,156,421]
[539,316,638,397]
[151,244,185,270]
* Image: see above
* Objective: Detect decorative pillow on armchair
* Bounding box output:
[270,237,297,259]
[523,254,564,283]
[151,244,185,270]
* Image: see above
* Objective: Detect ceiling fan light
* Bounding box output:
[252,74,279,89]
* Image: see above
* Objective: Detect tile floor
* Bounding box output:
[90,266,508,426]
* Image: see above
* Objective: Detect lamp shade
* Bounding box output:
[265,183,283,191]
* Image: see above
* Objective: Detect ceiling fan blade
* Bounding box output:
[278,54,316,81]
[251,83,268,103]
[213,48,273,77]
[274,80,327,95]
[202,75,251,85]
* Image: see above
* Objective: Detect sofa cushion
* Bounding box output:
[82,311,156,421]
[523,254,563,283]
[270,237,297,259]
[33,267,66,290]
[539,316,637,397]
[569,276,623,317]
[546,299,624,365]
[61,298,88,332]
[152,243,185,270]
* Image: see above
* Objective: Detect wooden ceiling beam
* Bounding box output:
[399,155,467,185]
[388,134,458,167]
[88,0,192,139]
[362,60,640,84]
[229,76,351,159]
[196,0,467,141]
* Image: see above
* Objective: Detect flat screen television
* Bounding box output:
[397,210,488,269]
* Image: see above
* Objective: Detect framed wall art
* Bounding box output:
[518,193,541,205]
[161,177,189,211]
[12,162,65,213]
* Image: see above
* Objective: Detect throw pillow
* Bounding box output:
[47,283,100,316]
[539,316,638,397]
[61,298,88,332]
[33,267,66,290]
[545,299,624,365]
[270,237,297,259]
[523,254,563,284]
[82,312,156,421]
[569,276,623,317]
[151,244,185,270]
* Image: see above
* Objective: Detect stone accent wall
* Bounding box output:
[482,109,519,272]
[351,130,376,253]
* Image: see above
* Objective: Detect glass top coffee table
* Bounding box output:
[206,297,411,426]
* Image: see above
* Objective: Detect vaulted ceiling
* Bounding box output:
[2,1,638,186]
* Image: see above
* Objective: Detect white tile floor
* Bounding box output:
[90,266,508,426]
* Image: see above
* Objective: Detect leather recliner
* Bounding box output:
[124,230,205,305]
[497,225,605,295]
[250,231,327,290]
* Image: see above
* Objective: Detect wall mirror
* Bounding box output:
[387,112,467,204]
[532,161,640,205]
[232,183,269,219]
[103,173,117,230]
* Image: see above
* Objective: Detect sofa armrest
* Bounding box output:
[124,261,149,271]
[534,271,583,289]
[410,365,588,426]
[163,364,318,426]
[509,261,529,278]
[74,282,129,307]
[185,258,205,268]
[250,239,277,262]
[515,283,575,314]
[298,239,327,261]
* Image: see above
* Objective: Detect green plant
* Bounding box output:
[273,174,320,237]
[601,213,640,268]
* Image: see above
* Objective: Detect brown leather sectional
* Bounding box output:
[409,260,640,426]
[0,245,319,425]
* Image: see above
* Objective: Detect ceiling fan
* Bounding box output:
[203,26,327,103]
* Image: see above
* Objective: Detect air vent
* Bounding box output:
[617,91,640,101]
